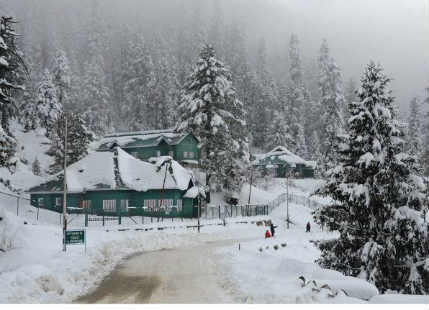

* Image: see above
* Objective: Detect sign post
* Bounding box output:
[65,229,86,253]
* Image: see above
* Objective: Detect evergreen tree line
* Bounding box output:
[8,0,357,177]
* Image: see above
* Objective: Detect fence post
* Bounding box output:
[218,205,221,219]
[103,215,105,226]
[16,195,20,216]
[37,206,40,221]
[85,209,88,227]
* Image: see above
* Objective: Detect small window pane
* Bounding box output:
[103,200,116,212]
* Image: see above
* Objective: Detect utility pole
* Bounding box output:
[62,116,68,252]
[286,172,290,230]
[247,167,253,205]
[197,192,201,233]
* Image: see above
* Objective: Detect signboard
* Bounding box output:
[65,229,85,245]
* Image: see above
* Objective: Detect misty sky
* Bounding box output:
[1,0,428,116]
[269,0,429,114]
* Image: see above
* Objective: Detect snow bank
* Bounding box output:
[370,294,429,304]
[0,207,26,252]
[314,277,378,301]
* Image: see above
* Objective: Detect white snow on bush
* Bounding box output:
[0,207,25,252]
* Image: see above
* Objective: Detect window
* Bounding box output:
[176,199,182,212]
[160,199,173,212]
[55,197,62,207]
[168,151,174,157]
[143,199,156,211]
[120,199,129,211]
[189,152,194,159]
[143,200,149,210]
[184,151,188,158]
[103,200,116,212]
[38,198,44,207]
[82,200,91,209]
[156,150,161,157]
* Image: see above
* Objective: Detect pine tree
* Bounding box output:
[407,97,423,164]
[52,49,72,109]
[266,113,292,151]
[47,111,93,174]
[32,157,41,176]
[176,45,249,194]
[81,51,111,137]
[0,16,26,170]
[422,87,429,176]
[80,4,112,137]
[318,39,345,174]
[34,69,62,136]
[122,34,153,131]
[344,78,358,127]
[252,38,279,150]
[315,62,429,294]
[286,34,312,156]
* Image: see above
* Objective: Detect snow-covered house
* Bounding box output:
[27,148,200,219]
[97,129,200,167]
[252,146,315,178]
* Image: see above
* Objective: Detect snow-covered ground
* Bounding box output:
[214,189,428,304]
[1,175,428,304]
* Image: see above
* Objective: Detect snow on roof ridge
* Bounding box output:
[267,146,294,156]
[104,128,176,138]
[29,147,193,193]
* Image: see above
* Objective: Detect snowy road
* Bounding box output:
[75,238,248,304]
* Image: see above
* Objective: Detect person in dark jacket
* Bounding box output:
[306,222,311,232]
[270,223,276,237]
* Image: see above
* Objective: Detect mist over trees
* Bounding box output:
[0,0,427,176]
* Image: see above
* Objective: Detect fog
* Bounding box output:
[1,0,428,115]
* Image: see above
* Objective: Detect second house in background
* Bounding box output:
[97,129,200,167]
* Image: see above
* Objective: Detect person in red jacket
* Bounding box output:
[265,230,271,238]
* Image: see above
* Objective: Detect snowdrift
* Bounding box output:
[0,207,25,252]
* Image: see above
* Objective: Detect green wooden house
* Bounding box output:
[252,146,315,178]
[27,147,201,218]
[97,129,200,167]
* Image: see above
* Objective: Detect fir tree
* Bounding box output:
[47,111,93,174]
[315,62,429,294]
[344,78,358,126]
[122,35,152,131]
[407,97,423,165]
[32,157,41,176]
[422,87,429,176]
[266,113,292,151]
[318,39,345,174]
[51,49,71,109]
[0,16,26,170]
[176,45,249,194]
[34,69,62,136]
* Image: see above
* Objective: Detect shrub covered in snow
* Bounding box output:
[0,207,24,252]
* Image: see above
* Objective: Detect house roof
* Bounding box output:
[28,148,194,194]
[253,146,314,168]
[97,129,197,150]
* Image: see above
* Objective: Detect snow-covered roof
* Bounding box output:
[183,186,206,198]
[97,129,198,150]
[28,148,193,193]
[253,146,314,167]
